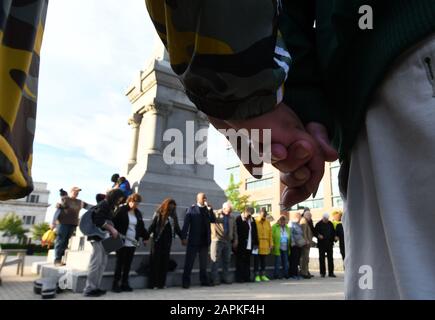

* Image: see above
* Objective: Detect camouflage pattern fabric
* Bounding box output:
[0,0,48,200]
[145,0,292,120]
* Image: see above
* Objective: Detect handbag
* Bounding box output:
[101,234,139,254]
[296,237,307,248]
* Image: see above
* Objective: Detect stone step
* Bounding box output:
[62,249,284,273]
[44,246,343,275]
[40,264,280,293]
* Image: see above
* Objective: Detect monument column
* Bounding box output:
[144,102,170,154]
[127,113,143,172]
[195,111,209,164]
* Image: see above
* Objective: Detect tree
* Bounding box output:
[31,222,50,242]
[0,212,28,243]
[225,174,256,213]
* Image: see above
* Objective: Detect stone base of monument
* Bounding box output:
[37,247,343,293]
[35,229,343,293]
[39,265,280,293]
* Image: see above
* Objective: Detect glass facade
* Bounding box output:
[245,173,274,191]
[254,199,273,213]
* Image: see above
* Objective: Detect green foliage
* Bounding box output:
[31,222,50,241]
[225,174,257,213]
[0,212,28,243]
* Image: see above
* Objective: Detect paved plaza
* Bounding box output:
[0,256,344,300]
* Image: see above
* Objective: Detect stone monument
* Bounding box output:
[36,45,228,292]
[124,46,225,216]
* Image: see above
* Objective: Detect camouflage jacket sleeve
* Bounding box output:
[0,0,48,200]
[145,0,292,120]
[278,0,335,137]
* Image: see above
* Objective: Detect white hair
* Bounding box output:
[222,201,233,210]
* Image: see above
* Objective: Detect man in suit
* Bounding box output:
[315,213,336,278]
[181,192,216,289]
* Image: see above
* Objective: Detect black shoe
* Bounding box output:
[121,284,133,292]
[182,283,190,289]
[301,275,311,279]
[97,289,107,295]
[112,283,122,293]
[222,280,232,285]
[201,281,214,287]
[84,289,102,297]
[329,274,337,278]
[321,274,326,278]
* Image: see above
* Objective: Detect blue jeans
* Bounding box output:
[274,250,289,279]
[54,224,76,261]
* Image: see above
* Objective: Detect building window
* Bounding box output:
[22,216,35,225]
[332,197,343,207]
[245,173,273,191]
[291,177,325,210]
[26,195,39,203]
[254,200,273,214]
[292,198,324,210]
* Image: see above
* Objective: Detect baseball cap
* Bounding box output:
[70,186,82,192]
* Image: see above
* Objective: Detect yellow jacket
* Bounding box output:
[255,216,272,255]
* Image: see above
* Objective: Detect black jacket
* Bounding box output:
[335,223,345,254]
[88,200,114,241]
[148,211,182,248]
[314,220,336,248]
[113,205,149,241]
[181,205,216,246]
[235,215,259,252]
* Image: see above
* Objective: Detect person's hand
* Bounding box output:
[209,103,314,177]
[334,236,339,242]
[110,229,119,239]
[280,122,338,208]
[209,103,338,208]
[181,239,187,246]
[232,241,238,250]
[318,235,324,240]
[50,224,56,230]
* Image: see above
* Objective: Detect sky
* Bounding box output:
[33,0,230,207]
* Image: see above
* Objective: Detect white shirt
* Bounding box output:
[124,211,137,247]
[246,218,252,250]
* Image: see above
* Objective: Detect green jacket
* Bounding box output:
[279,0,435,159]
[146,0,435,161]
[272,223,291,256]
